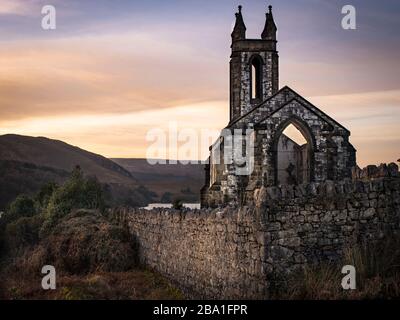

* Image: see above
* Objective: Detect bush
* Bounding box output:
[4,215,44,256]
[136,185,157,200]
[41,166,105,235]
[15,209,136,275]
[35,182,58,209]
[172,199,184,210]
[0,167,111,263]
[3,195,36,224]
[0,194,38,258]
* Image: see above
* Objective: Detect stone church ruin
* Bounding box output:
[113,5,399,299]
[201,5,356,208]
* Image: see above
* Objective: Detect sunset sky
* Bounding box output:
[0,0,399,166]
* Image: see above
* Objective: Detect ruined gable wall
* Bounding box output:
[257,99,353,186]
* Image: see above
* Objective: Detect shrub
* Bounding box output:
[3,195,36,224]
[35,182,58,209]
[0,195,38,258]
[0,167,109,256]
[136,185,157,200]
[172,199,183,210]
[3,215,44,256]
[16,210,136,275]
[41,166,105,235]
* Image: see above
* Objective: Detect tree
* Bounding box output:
[36,182,58,208]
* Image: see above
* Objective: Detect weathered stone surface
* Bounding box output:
[110,177,400,299]
[200,6,356,209]
[361,208,376,219]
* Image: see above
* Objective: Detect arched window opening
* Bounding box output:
[251,58,262,100]
[277,123,311,185]
[282,124,307,145]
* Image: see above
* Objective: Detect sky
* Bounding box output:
[0,0,399,166]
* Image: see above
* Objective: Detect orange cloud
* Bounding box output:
[0,33,225,121]
[0,28,398,166]
[309,90,400,167]
[0,101,228,160]
[0,0,35,15]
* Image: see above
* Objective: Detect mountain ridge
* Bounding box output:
[0,134,204,209]
[0,134,147,209]
[0,134,135,184]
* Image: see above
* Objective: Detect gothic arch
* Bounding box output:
[248,54,265,65]
[249,54,264,100]
[271,116,316,186]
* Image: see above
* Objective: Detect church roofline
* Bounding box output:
[227,86,351,134]
[227,86,290,128]
[285,87,351,134]
[254,97,348,132]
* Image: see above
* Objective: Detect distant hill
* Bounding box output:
[0,135,154,210]
[0,134,134,184]
[112,158,205,203]
[0,159,70,210]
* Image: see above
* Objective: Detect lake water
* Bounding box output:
[142,203,201,210]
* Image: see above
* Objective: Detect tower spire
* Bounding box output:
[261,5,277,40]
[231,5,246,42]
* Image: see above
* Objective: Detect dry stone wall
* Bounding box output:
[112,206,266,299]
[111,177,400,299]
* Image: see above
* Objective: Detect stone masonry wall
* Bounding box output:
[112,205,266,299]
[202,86,357,208]
[111,177,400,299]
[257,177,400,280]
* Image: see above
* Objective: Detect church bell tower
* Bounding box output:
[229,5,279,122]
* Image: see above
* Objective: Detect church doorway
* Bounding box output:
[276,122,312,185]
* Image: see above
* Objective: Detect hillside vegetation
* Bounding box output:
[0,134,157,209]
[0,134,205,210]
[0,166,399,299]
[0,167,183,300]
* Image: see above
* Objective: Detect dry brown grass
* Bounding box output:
[3,209,137,278]
[0,269,184,300]
[1,230,183,300]
[0,208,185,300]
[274,235,400,300]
